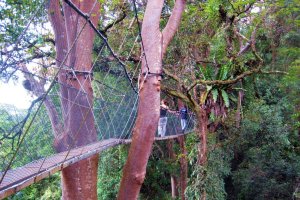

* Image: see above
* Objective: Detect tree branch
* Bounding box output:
[100,9,127,36]
[187,67,288,91]
[63,0,137,93]
[260,70,288,75]
[162,68,199,110]
[161,85,198,110]
[21,65,62,137]
[48,0,66,44]
[228,0,254,17]
[162,0,186,56]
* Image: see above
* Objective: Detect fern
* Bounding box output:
[221,65,229,80]
[217,63,230,80]
[221,89,230,107]
[212,89,218,103]
[199,66,214,80]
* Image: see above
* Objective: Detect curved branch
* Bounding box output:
[21,65,62,137]
[163,68,182,83]
[100,9,127,36]
[188,68,260,90]
[161,84,198,110]
[260,70,288,75]
[163,68,203,109]
[162,0,186,56]
[187,67,287,91]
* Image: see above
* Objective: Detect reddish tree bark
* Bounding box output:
[118,0,186,199]
[47,1,100,199]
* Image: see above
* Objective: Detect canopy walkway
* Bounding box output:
[0,1,195,199]
[0,134,190,199]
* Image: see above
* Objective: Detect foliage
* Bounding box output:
[0,0,51,80]
[97,145,128,199]
[140,141,179,200]
[230,100,300,200]
[6,174,61,200]
[0,105,55,171]
[97,142,179,200]
[185,134,232,200]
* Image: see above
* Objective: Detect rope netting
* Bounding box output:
[0,0,195,198]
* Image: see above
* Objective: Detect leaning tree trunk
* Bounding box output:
[118,0,186,199]
[48,1,100,199]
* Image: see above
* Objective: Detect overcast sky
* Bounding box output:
[0,77,33,109]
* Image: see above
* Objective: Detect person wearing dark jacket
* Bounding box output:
[179,106,188,132]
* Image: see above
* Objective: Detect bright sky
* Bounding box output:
[0,77,33,109]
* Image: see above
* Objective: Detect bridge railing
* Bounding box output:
[159,111,195,137]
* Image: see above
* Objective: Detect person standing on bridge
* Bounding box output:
[158,100,169,137]
[179,105,188,132]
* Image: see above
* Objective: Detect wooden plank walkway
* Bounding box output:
[0,134,186,199]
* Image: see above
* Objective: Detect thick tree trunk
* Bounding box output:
[48,1,100,199]
[118,0,186,199]
[117,2,163,198]
[117,66,161,199]
[61,155,99,200]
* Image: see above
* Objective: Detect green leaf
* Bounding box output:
[229,94,237,103]
[221,89,229,107]
[216,64,229,80]
[221,65,229,80]
[209,112,215,122]
[199,66,214,80]
[212,89,218,103]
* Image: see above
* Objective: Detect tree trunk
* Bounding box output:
[167,140,179,198]
[48,1,100,199]
[118,0,186,199]
[171,176,179,198]
[196,107,208,165]
[235,89,244,128]
[117,2,163,198]
[177,135,187,200]
[177,100,188,199]
[195,107,209,200]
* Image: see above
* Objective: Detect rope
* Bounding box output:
[0,1,96,185]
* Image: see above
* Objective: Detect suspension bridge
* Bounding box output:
[0,133,192,199]
[0,1,195,199]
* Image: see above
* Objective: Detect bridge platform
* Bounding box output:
[0,134,185,199]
